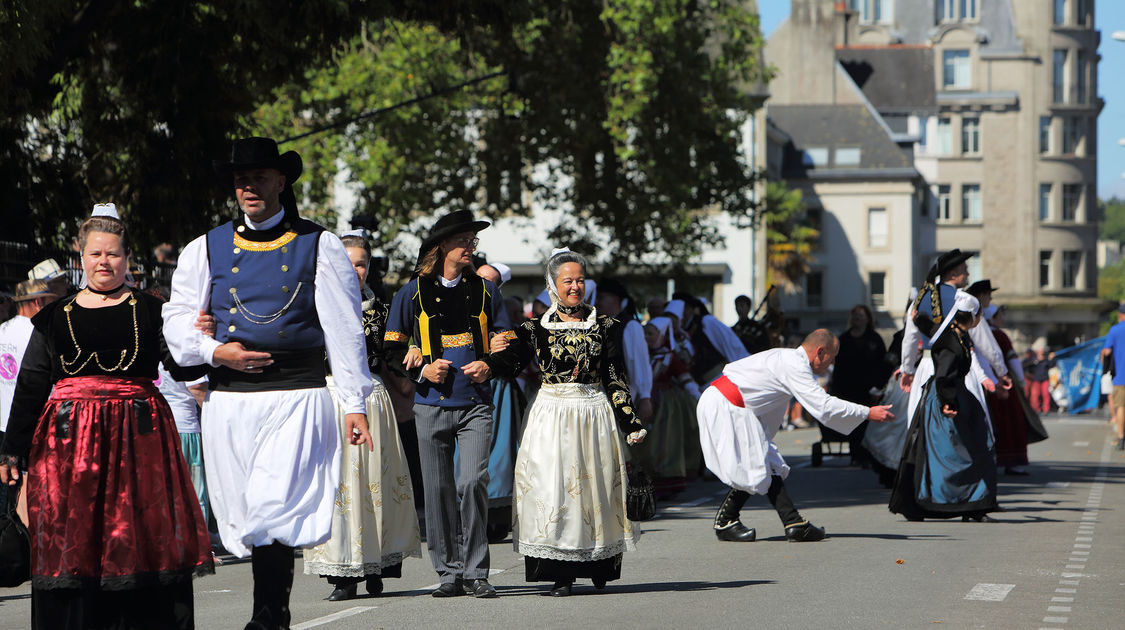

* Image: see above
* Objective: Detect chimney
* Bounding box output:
[834,0,856,47]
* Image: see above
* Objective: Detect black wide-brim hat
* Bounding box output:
[966,279,997,297]
[418,209,491,255]
[929,248,973,281]
[214,137,302,184]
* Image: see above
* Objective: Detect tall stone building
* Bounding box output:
[768,0,1107,347]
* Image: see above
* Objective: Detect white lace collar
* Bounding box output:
[439,274,461,288]
[540,303,597,330]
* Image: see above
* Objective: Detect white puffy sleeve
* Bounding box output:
[621,319,653,401]
[163,235,223,366]
[316,232,373,415]
[783,353,869,435]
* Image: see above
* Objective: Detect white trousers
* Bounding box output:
[202,387,340,557]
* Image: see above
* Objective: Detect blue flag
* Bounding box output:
[1053,336,1105,414]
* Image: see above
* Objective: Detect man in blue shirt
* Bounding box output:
[1100,304,1125,450]
[384,210,513,598]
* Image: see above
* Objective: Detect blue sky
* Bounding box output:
[757,0,1125,200]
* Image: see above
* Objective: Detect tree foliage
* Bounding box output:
[760,180,816,293]
[1099,197,1125,244]
[2,1,771,275]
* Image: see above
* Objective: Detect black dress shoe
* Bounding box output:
[431,581,464,598]
[1116,437,1125,451]
[592,577,607,590]
[366,575,383,596]
[714,521,757,542]
[784,521,826,542]
[1004,466,1030,476]
[962,513,998,523]
[327,583,356,601]
[549,579,573,597]
[463,578,498,598]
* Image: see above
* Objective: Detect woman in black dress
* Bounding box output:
[828,304,888,468]
[487,249,646,597]
[889,290,998,522]
[0,210,213,629]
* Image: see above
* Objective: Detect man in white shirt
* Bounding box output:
[0,279,55,513]
[164,137,373,630]
[698,330,893,542]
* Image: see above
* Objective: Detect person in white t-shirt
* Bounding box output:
[0,279,56,512]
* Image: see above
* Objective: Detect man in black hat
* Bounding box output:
[383,209,513,598]
[164,137,374,630]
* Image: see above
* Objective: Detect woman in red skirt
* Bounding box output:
[0,207,213,629]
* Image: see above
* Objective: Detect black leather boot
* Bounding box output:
[714,488,756,542]
[248,543,294,630]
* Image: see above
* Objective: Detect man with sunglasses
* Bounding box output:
[383,210,513,598]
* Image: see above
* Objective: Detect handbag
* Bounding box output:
[0,482,31,587]
[625,465,656,522]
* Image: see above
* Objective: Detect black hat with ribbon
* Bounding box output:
[418,210,491,255]
[927,248,973,282]
[214,137,302,184]
[966,279,997,298]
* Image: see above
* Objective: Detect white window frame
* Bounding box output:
[868,271,887,309]
[937,118,953,154]
[961,184,982,222]
[941,0,978,22]
[1062,251,1082,289]
[937,184,952,221]
[1039,116,1052,154]
[867,207,888,249]
[961,117,980,155]
[1062,184,1082,221]
[943,50,971,89]
[1053,49,1068,103]
[1039,183,1053,221]
[1040,251,1053,289]
[806,270,824,309]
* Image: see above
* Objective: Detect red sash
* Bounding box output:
[710,374,744,408]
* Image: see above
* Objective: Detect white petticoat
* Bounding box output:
[696,387,790,495]
[906,356,993,436]
[513,383,639,562]
[303,376,422,577]
[202,387,340,558]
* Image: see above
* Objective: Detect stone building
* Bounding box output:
[767,0,1108,348]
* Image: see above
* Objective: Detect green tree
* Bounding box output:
[759,180,816,292]
[2,1,771,274]
[1099,197,1125,243]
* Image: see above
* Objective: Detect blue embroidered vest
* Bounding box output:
[207,215,324,352]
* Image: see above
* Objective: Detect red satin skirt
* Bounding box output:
[28,376,214,590]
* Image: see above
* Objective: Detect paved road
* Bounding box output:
[2,412,1123,629]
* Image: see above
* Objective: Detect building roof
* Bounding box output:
[836,47,936,113]
[768,104,916,180]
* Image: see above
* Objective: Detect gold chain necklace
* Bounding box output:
[60,290,140,375]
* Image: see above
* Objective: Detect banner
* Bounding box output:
[1053,336,1106,414]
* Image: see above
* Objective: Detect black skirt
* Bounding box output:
[525,555,622,582]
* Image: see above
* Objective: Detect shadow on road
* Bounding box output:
[494,579,775,597]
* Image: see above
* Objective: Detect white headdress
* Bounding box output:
[92,203,120,219]
[340,229,366,238]
[647,316,675,350]
[664,299,686,320]
[544,247,573,305]
[929,290,980,345]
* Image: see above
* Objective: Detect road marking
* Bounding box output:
[1043,617,1068,624]
[199,589,233,594]
[1045,482,1070,488]
[1072,441,1090,446]
[1052,597,1074,603]
[1056,588,1077,593]
[964,583,1015,601]
[1047,606,1072,613]
[291,606,376,629]
[1059,579,1080,585]
[1065,564,1085,569]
